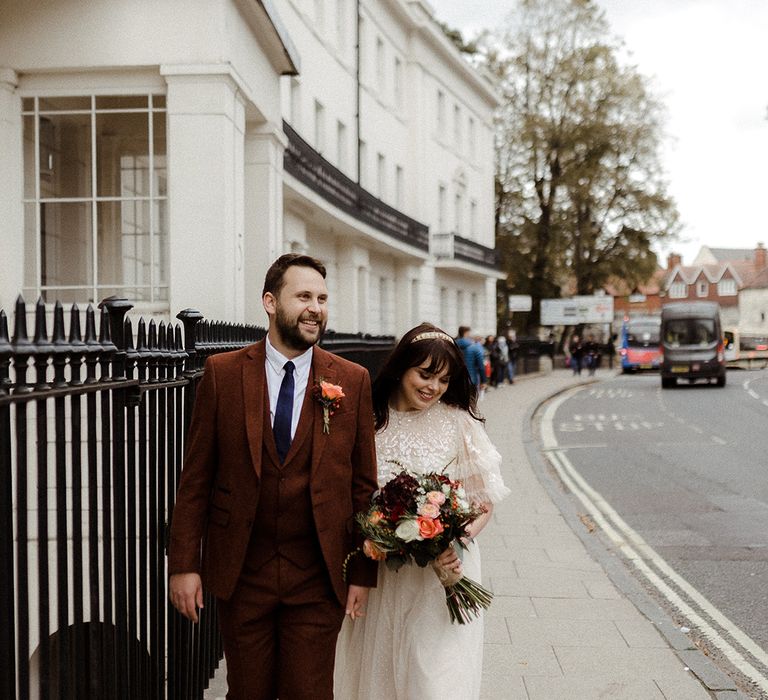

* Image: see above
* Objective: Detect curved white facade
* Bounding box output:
[0,0,501,336]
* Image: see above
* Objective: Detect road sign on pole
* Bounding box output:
[540,296,614,325]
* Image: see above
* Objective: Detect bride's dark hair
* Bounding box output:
[372,322,482,431]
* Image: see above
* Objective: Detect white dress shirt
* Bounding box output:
[265,336,313,440]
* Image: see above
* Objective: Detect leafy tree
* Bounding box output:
[484,0,679,329]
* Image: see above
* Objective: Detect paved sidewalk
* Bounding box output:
[204,368,744,699]
[479,369,743,700]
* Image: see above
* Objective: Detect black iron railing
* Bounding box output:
[282,120,429,252]
[0,296,394,700]
[432,232,499,270]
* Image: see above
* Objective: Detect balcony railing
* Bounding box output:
[431,232,500,270]
[283,121,429,251]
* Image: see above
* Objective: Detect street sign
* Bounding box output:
[508,294,532,312]
[540,296,614,325]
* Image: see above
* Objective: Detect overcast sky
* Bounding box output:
[432,0,768,265]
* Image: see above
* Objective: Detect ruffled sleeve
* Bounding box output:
[453,410,510,505]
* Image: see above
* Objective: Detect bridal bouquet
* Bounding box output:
[351,464,494,624]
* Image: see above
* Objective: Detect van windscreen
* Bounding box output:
[664,318,717,347]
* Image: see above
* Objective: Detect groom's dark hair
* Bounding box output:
[263,254,327,297]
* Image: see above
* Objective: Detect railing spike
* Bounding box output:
[12,295,30,347]
[124,317,135,351]
[33,297,50,345]
[52,301,67,345]
[98,306,116,351]
[0,310,10,350]
[69,304,84,346]
[136,318,148,352]
[84,305,98,346]
[0,310,11,396]
[148,319,157,350]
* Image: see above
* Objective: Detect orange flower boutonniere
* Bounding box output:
[312,379,345,434]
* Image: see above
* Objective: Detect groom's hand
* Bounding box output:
[170,572,204,623]
[345,584,369,621]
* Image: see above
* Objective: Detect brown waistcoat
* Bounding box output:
[246,400,322,572]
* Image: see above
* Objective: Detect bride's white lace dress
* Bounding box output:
[334,401,510,700]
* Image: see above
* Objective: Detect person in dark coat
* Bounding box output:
[568,334,583,376]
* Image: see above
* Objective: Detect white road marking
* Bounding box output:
[541,389,768,692]
[748,389,760,400]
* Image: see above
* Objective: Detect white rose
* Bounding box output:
[395,519,423,542]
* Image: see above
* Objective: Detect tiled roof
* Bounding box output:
[739,264,768,289]
[707,247,755,262]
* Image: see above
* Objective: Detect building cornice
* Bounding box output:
[234,0,300,76]
[398,0,500,108]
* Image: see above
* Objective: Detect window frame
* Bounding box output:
[668,281,687,299]
[718,278,737,296]
[21,93,168,306]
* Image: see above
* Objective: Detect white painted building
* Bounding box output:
[0,0,502,337]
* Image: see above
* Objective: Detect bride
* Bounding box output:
[334,322,510,699]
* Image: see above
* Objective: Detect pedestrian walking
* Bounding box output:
[507,331,519,383]
[568,334,583,376]
[583,334,600,376]
[456,326,487,396]
[485,334,502,387]
[168,253,379,699]
[494,335,510,386]
[334,322,509,699]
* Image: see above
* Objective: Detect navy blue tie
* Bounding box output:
[273,360,295,463]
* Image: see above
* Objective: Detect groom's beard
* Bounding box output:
[275,306,326,352]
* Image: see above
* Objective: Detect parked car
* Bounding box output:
[660,302,726,388]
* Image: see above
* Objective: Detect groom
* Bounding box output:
[169,254,379,699]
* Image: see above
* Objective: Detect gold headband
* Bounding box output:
[411,331,454,344]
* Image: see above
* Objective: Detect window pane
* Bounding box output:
[151,94,166,109]
[96,95,148,110]
[97,200,150,288]
[23,115,36,199]
[39,96,90,111]
[96,112,150,197]
[153,111,167,197]
[40,201,93,288]
[154,198,168,284]
[38,113,92,198]
[23,202,38,289]
[22,97,34,112]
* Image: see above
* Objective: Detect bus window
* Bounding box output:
[620,317,662,372]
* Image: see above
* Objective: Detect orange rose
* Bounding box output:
[320,381,345,401]
[363,538,387,561]
[417,516,444,540]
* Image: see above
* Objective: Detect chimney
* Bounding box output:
[667,252,682,270]
[755,242,767,270]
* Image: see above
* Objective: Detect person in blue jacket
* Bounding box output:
[456,326,487,392]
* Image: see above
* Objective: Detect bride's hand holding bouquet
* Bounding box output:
[345,464,494,624]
